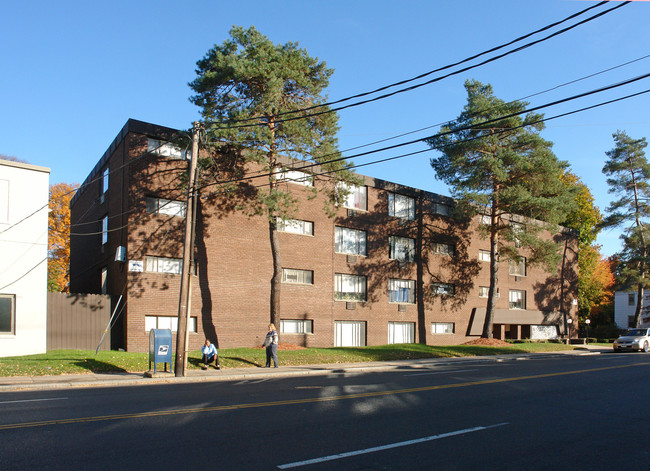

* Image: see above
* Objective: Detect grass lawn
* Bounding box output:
[0,342,577,377]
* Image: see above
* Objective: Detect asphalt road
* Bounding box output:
[1,352,649,470]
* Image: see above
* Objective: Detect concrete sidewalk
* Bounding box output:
[0,345,610,392]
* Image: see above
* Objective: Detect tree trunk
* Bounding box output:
[269,218,282,329]
[635,282,644,328]
[482,202,499,339]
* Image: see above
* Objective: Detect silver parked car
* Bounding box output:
[613,328,650,352]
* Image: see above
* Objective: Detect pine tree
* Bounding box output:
[427,79,575,338]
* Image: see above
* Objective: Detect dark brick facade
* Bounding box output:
[70,119,579,352]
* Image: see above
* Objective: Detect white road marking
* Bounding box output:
[0,397,68,405]
[405,369,476,376]
[277,422,509,469]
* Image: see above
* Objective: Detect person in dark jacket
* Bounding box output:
[262,324,279,368]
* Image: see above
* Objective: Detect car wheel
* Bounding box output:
[642,342,649,353]
[614,347,621,353]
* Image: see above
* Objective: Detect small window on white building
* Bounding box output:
[0,179,9,224]
[281,319,313,334]
[628,293,635,306]
[277,218,313,235]
[431,322,454,334]
[146,197,186,218]
[388,321,415,344]
[335,227,367,256]
[145,256,183,275]
[282,268,313,285]
[0,294,16,334]
[388,193,415,220]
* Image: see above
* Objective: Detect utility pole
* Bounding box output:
[175,122,200,377]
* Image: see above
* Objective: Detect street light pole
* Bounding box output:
[585,318,591,345]
[567,317,573,345]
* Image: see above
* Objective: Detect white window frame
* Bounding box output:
[509,289,526,310]
[388,193,415,220]
[431,322,454,334]
[275,168,314,186]
[101,215,108,245]
[389,236,415,262]
[337,183,367,211]
[282,268,314,285]
[432,283,455,296]
[479,286,500,298]
[145,315,197,332]
[510,221,525,247]
[280,319,314,334]
[146,197,186,218]
[0,294,16,335]
[509,258,527,276]
[479,214,491,225]
[277,218,313,236]
[388,279,415,304]
[388,321,415,344]
[335,274,367,302]
[478,249,491,262]
[145,256,183,275]
[335,227,367,256]
[147,138,190,160]
[433,243,454,256]
[101,168,109,203]
[433,203,450,216]
[335,321,366,347]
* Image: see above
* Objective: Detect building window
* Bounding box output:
[281,319,313,334]
[335,321,366,347]
[335,227,367,256]
[478,249,491,262]
[432,322,454,334]
[628,293,635,306]
[276,168,313,186]
[0,294,16,334]
[147,138,190,160]
[510,221,525,247]
[388,193,415,220]
[432,283,455,296]
[479,214,491,225]
[101,215,108,245]
[145,315,197,332]
[100,168,109,203]
[388,279,415,304]
[146,197,186,218]
[509,290,526,310]
[277,218,313,235]
[433,203,450,216]
[433,243,454,256]
[337,183,367,211]
[388,321,415,344]
[282,268,313,285]
[335,274,367,302]
[0,179,9,224]
[389,236,415,262]
[145,256,183,275]
[479,286,499,298]
[509,258,526,276]
[101,267,107,295]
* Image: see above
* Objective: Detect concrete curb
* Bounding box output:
[0,348,609,392]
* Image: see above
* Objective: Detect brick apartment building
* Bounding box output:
[70,119,578,352]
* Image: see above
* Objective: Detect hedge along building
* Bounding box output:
[69,119,578,352]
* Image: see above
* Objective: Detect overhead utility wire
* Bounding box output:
[225,0,616,125]
[198,70,650,192]
[212,1,629,130]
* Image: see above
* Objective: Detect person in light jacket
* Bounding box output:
[201,339,220,370]
[262,324,279,368]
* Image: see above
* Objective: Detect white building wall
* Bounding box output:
[0,160,50,357]
[614,291,650,329]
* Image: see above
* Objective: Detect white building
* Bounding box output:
[614,290,650,330]
[0,159,50,357]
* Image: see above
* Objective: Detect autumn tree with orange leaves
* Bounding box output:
[48,182,78,292]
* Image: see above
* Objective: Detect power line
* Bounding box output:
[208,1,629,130]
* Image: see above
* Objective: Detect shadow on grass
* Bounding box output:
[72,360,127,373]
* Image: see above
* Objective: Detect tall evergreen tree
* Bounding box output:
[427,79,575,338]
[189,26,357,328]
[602,130,650,327]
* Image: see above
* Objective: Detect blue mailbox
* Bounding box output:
[149,329,173,374]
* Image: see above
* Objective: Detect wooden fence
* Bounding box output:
[47,293,113,351]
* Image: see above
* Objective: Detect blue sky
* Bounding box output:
[1,0,649,256]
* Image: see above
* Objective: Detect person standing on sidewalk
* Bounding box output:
[262,324,279,368]
[201,339,220,370]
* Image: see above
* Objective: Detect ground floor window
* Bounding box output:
[431,322,454,334]
[0,294,15,334]
[281,319,313,334]
[145,315,197,333]
[335,321,366,347]
[388,321,415,344]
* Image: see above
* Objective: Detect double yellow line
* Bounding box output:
[1,362,646,431]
